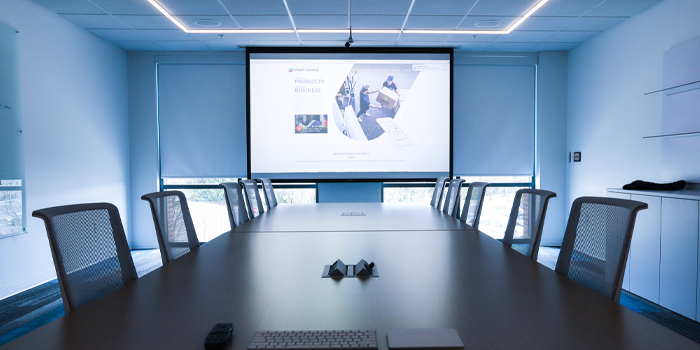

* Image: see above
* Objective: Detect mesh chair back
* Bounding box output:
[430,177,449,209]
[32,203,137,313]
[260,178,278,210]
[459,182,491,229]
[555,197,647,302]
[240,179,265,218]
[442,179,465,218]
[141,191,200,265]
[502,189,557,260]
[220,182,250,229]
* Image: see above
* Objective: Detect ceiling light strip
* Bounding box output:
[147,0,190,32]
[147,0,548,35]
[505,0,549,34]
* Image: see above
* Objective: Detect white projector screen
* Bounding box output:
[247,49,452,181]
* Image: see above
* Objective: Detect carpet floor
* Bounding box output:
[1,247,699,346]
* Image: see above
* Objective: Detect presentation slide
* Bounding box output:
[249,52,451,180]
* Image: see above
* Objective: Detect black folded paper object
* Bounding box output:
[323,259,378,278]
[623,180,686,191]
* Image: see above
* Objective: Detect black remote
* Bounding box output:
[204,323,233,349]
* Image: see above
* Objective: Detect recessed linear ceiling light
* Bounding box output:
[147,0,548,35]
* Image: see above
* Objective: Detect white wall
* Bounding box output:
[537,52,568,246]
[0,0,130,299]
[567,0,700,211]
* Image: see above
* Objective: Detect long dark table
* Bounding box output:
[233,203,473,233]
[2,204,698,349]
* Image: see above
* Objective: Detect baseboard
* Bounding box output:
[0,270,57,301]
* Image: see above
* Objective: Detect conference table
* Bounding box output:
[3,203,698,349]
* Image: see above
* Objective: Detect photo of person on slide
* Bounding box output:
[356,85,381,122]
[298,115,311,128]
[382,76,398,93]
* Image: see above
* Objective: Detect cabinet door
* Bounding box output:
[629,195,661,303]
[608,191,632,291]
[660,198,699,319]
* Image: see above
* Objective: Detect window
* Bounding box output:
[162,178,317,242]
[0,180,25,238]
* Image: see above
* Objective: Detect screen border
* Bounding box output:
[246,46,453,183]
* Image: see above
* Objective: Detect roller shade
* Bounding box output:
[453,65,535,176]
[158,64,247,178]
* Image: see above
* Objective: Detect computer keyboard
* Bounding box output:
[247,330,378,349]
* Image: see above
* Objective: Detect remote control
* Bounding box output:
[204,323,233,349]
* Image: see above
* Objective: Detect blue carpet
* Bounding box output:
[537,246,700,344]
[2,247,699,346]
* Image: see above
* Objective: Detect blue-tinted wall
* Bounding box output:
[0,0,130,299]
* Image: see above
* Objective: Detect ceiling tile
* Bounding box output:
[115,15,179,30]
[453,42,493,51]
[351,32,400,41]
[202,40,251,50]
[528,42,580,51]
[404,16,465,29]
[88,28,147,41]
[495,30,555,42]
[516,16,577,30]
[586,0,660,17]
[218,0,289,15]
[293,15,347,29]
[484,42,538,52]
[112,40,165,51]
[244,33,300,41]
[246,40,302,47]
[175,15,238,30]
[299,41,348,47]
[200,33,253,43]
[566,16,627,31]
[60,14,128,29]
[410,0,477,15]
[457,16,515,31]
[351,0,413,15]
[470,0,544,16]
[395,41,453,47]
[287,0,347,15]
[354,40,401,46]
[544,30,600,42]
[90,0,162,15]
[535,0,606,17]
[445,33,500,42]
[133,29,224,41]
[298,32,350,41]
[31,0,105,14]
[156,0,228,16]
[399,33,451,42]
[233,15,292,29]
[351,15,405,29]
[153,40,213,51]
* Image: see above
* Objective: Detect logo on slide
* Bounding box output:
[296,125,302,132]
[289,67,293,72]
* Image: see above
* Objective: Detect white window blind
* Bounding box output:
[158,64,247,177]
[453,65,535,176]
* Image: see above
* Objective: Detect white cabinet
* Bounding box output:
[607,188,700,321]
[607,191,632,291]
[629,195,661,303]
[659,198,698,319]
